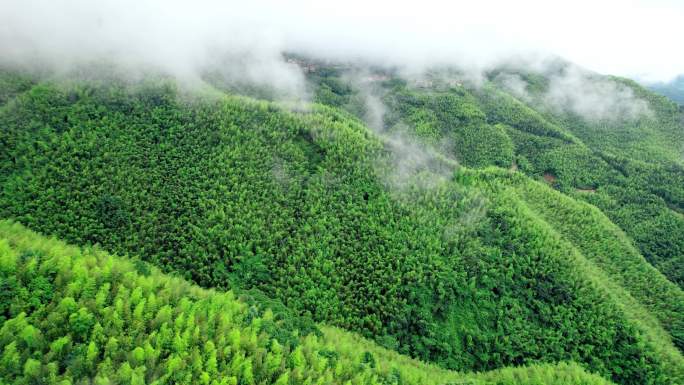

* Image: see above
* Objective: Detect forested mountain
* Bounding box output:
[306,61,684,288]
[0,220,616,385]
[0,61,683,385]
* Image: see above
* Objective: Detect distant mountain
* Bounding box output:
[648,75,684,104]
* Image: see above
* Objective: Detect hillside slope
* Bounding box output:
[0,220,618,385]
[0,71,683,384]
[307,65,684,288]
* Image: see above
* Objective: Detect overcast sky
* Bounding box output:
[1,0,682,82]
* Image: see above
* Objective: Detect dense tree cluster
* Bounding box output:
[382,86,515,168]
[0,220,617,385]
[322,68,684,289]
[506,172,684,349]
[475,77,684,288]
[0,69,683,385]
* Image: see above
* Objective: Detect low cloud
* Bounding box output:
[494,72,531,102]
[495,64,652,122]
[0,0,671,123]
[545,66,652,121]
[344,73,457,190]
[379,128,457,191]
[2,0,683,87]
[0,0,308,99]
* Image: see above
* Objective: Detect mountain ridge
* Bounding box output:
[0,63,683,384]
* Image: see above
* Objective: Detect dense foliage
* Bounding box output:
[0,68,683,385]
[480,76,684,289]
[0,220,621,385]
[310,68,684,289]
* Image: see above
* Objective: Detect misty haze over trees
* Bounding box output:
[0,1,683,385]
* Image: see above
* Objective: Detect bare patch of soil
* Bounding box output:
[543,172,557,184]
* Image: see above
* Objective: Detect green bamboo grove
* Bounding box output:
[0,64,683,385]
[0,220,616,385]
